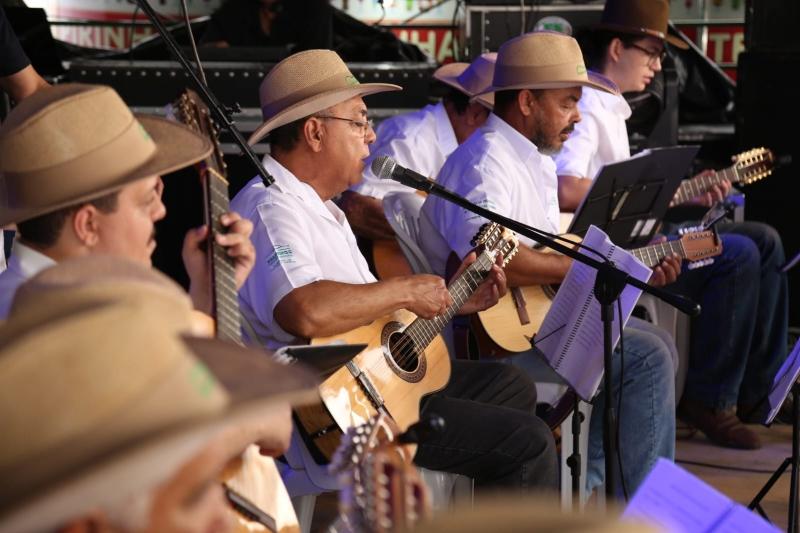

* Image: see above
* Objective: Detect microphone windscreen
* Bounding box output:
[371,155,396,180]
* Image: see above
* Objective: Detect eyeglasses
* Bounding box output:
[314,115,374,137]
[626,43,668,66]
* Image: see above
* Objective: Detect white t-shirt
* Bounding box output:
[231,155,376,350]
[420,113,560,277]
[353,102,458,199]
[0,240,57,319]
[554,86,632,180]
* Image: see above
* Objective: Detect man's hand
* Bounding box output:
[399,274,452,319]
[674,171,732,208]
[183,211,255,314]
[336,190,395,240]
[456,252,507,315]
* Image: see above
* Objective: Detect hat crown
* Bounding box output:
[496,31,584,70]
[600,0,670,37]
[456,52,497,94]
[259,49,360,120]
[0,84,155,174]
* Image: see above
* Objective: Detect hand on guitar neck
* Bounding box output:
[646,235,683,287]
[670,170,732,208]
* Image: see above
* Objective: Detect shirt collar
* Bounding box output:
[485,113,547,165]
[7,240,57,280]
[261,155,344,225]
[432,102,459,157]
[592,87,632,119]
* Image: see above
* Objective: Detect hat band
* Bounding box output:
[456,70,486,95]
[261,72,361,121]
[2,118,157,209]
[493,61,590,89]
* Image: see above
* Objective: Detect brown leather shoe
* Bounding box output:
[677,399,762,450]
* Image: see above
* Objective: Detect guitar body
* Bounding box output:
[372,238,413,280]
[297,309,452,461]
[475,284,556,354]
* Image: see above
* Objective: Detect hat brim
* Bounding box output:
[591,22,689,49]
[434,64,495,109]
[477,73,618,97]
[247,83,401,146]
[0,115,213,227]
[0,338,320,533]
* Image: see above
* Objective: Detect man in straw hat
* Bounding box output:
[339,52,497,240]
[0,83,256,319]
[555,0,788,449]
[0,256,319,533]
[420,31,681,496]
[233,48,559,491]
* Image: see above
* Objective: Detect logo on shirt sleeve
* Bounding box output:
[466,198,497,221]
[267,244,295,268]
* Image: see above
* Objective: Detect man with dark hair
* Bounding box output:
[340,53,496,240]
[0,83,256,318]
[232,49,559,492]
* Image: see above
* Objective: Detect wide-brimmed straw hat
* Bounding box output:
[248,49,401,145]
[0,259,319,533]
[433,52,497,109]
[478,32,618,96]
[0,83,213,227]
[594,0,688,50]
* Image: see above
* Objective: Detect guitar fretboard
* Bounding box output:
[403,252,495,348]
[673,166,738,205]
[208,167,243,345]
[630,240,686,268]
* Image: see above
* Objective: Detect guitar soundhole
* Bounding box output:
[388,331,420,372]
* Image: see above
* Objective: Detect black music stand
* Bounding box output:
[567,146,699,248]
[748,338,800,531]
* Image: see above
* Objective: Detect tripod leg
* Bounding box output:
[748,457,791,511]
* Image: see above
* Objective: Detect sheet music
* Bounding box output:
[534,225,651,401]
[766,337,800,424]
[623,459,780,533]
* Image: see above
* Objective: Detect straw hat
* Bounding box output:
[594,0,688,50]
[248,49,401,145]
[0,83,213,227]
[0,261,319,533]
[479,32,618,96]
[433,52,497,109]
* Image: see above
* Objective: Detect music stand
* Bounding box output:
[748,337,800,530]
[567,145,700,248]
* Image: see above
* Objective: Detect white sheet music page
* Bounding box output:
[534,225,651,401]
[623,459,780,533]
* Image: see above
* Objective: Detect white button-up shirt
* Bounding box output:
[420,113,560,277]
[0,240,57,319]
[353,102,458,199]
[231,155,376,350]
[554,86,632,181]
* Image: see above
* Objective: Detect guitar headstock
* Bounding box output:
[329,413,430,533]
[732,147,774,186]
[677,228,723,269]
[470,223,519,267]
[171,89,227,180]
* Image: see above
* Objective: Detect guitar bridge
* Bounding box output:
[346,360,385,410]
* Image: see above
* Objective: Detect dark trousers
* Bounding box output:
[414,360,558,492]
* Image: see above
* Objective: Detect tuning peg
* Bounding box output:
[679,225,701,235]
[688,258,715,270]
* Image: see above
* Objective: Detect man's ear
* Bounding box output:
[466,102,489,126]
[72,204,101,248]
[517,89,535,117]
[303,117,325,153]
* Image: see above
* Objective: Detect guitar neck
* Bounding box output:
[206,168,243,345]
[673,165,738,205]
[630,239,686,268]
[403,252,495,347]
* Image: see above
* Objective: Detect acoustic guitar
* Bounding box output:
[295,223,519,461]
[671,147,775,205]
[173,89,300,533]
[328,413,430,533]
[474,229,723,355]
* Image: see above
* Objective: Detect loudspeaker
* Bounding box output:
[737,49,800,326]
[745,0,800,52]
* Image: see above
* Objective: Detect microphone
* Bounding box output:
[371,155,438,193]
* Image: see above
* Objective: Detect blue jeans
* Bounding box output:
[508,320,676,496]
[668,221,788,409]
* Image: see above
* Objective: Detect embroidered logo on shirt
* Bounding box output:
[267,244,295,268]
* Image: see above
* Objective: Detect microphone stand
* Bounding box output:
[396,174,699,498]
[134,0,274,187]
